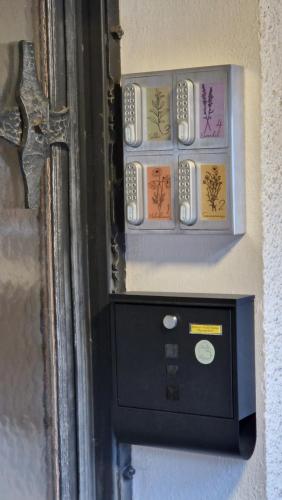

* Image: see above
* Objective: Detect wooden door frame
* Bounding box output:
[40,0,130,498]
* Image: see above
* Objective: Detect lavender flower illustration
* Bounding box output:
[203,166,223,212]
[201,84,214,137]
[148,88,170,137]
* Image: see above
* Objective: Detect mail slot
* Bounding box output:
[111,293,256,459]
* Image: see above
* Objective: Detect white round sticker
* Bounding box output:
[195,340,215,365]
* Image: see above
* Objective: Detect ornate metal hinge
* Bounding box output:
[0,41,70,208]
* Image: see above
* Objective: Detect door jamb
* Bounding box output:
[40,0,131,498]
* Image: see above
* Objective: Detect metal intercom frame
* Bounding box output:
[122,65,245,235]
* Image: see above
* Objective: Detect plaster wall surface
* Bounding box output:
[120,1,265,499]
[260,1,282,499]
[0,1,48,499]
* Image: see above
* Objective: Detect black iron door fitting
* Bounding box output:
[0,41,70,208]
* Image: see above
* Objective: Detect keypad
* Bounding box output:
[178,160,191,202]
[125,161,144,225]
[176,80,189,122]
[125,163,137,202]
[176,79,195,145]
[124,85,136,126]
[123,83,142,147]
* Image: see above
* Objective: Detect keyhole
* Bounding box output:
[33,124,43,135]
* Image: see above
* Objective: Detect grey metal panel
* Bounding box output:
[122,65,245,236]
[229,65,245,235]
[174,67,229,150]
[125,151,232,233]
[123,72,174,152]
[125,153,177,231]
[178,151,231,232]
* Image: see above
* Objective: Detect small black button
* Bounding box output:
[166,364,179,376]
[165,344,179,359]
[166,385,180,401]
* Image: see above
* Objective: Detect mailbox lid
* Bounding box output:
[113,302,233,419]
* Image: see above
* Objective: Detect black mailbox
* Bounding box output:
[111,293,256,459]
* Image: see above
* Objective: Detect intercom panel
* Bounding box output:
[111,293,256,459]
[178,152,231,232]
[125,155,176,230]
[122,65,245,235]
[175,67,229,150]
[123,72,173,151]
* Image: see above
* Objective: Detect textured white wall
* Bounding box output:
[260,1,282,499]
[120,1,265,499]
[0,1,48,499]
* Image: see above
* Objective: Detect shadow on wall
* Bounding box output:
[133,445,245,500]
[126,234,242,265]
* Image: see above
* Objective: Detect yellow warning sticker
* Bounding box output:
[189,324,223,336]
